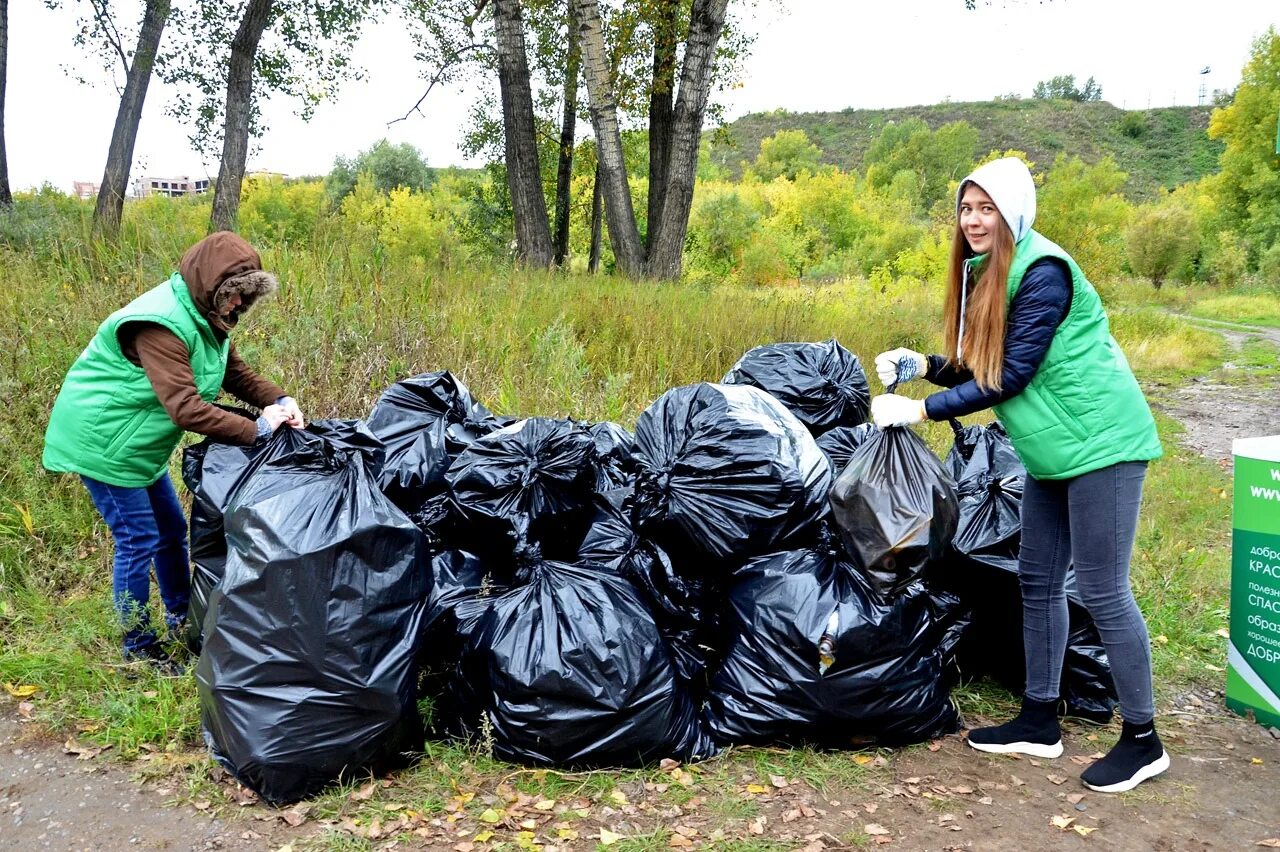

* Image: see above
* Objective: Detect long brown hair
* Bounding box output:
[941,211,1015,391]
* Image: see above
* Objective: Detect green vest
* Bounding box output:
[42,273,230,487]
[992,230,1162,479]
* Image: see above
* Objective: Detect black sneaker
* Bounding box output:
[1080,720,1169,793]
[123,644,187,677]
[967,696,1064,759]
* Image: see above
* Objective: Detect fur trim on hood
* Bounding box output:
[214,269,278,329]
[956,157,1037,243]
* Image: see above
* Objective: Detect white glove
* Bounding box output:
[874,348,927,387]
[871,393,928,428]
[277,395,306,429]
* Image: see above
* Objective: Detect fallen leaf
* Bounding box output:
[273,846,293,852]
[454,843,476,852]
[193,800,211,811]
[352,781,378,801]
[904,777,921,784]
[608,790,629,806]
[800,842,826,852]
[1050,815,1076,830]
[864,803,879,814]
[599,828,622,846]
[938,814,955,824]
[16,702,34,719]
[873,755,889,768]
[853,754,874,766]
[1073,826,1097,837]
[745,784,769,794]
[519,819,537,829]
[770,774,789,788]
[800,804,816,818]
[1070,756,1094,766]
[281,808,308,827]
[865,823,891,836]
[928,741,942,752]
[1028,759,1042,768]
[1066,793,1086,805]
[782,808,802,823]
[1046,774,1067,786]
[660,758,680,770]
[533,799,556,811]
[1010,775,1025,787]
[557,828,579,841]
[669,835,693,848]
[473,831,494,843]
[1252,758,1265,766]
[978,797,993,806]
[951,786,973,795]
[1216,628,1230,639]
[1255,840,1280,848]
[1154,634,1169,645]
[3,683,39,698]
[749,817,766,835]
[674,826,698,838]
[1206,663,1224,672]
[478,808,503,824]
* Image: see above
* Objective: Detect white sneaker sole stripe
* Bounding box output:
[965,738,1064,759]
[1082,750,1170,793]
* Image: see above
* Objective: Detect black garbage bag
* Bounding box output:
[366,371,504,511]
[196,428,428,805]
[944,421,1118,722]
[577,490,714,688]
[721,339,871,436]
[446,417,597,560]
[829,426,957,599]
[181,418,383,652]
[630,383,831,563]
[587,421,638,492]
[815,423,878,478]
[443,547,716,766]
[706,526,963,748]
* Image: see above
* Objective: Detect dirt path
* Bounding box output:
[4,316,1279,852]
[1156,315,1280,464]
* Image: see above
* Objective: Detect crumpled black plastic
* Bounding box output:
[829,426,958,599]
[446,417,598,560]
[706,526,963,748]
[630,383,832,563]
[442,550,716,766]
[721,339,871,436]
[944,421,1118,722]
[577,489,713,689]
[181,419,382,653]
[366,371,504,512]
[587,421,638,492]
[195,427,427,805]
[815,423,878,479]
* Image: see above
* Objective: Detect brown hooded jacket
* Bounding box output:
[119,232,287,445]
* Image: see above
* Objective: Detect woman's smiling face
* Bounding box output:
[958,183,1002,255]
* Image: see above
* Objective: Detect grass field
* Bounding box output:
[0,206,1253,849]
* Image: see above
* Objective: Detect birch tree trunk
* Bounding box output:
[494,0,553,266]
[572,0,643,277]
[210,0,273,233]
[94,0,169,236]
[644,0,728,279]
[645,0,677,254]
[588,160,603,272]
[552,0,580,267]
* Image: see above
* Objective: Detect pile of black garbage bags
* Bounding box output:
[182,338,1116,805]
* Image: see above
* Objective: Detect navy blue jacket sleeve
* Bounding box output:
[923,258,1073,422]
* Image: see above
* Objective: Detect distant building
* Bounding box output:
[246,168,289,181]
[72,181,100,200]
[132,176,211,198]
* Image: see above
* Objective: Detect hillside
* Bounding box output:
[707,99,1222,199]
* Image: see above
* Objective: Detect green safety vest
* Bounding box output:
[992,230,1163,479]
[42,273,230,487]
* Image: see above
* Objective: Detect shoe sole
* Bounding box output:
[966,738,1064,759]
[1082,750,1170,793]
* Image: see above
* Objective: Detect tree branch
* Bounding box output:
[88,0,130,74]
[389,41,492,126]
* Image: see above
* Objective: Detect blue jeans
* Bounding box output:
[81,473,190,654]
[1019,461,1155,724]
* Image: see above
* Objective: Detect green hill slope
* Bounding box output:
[708,99,1222,199]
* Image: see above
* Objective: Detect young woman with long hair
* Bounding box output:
[870,157,1167,793]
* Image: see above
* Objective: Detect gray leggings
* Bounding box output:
[1019,461,1155,724]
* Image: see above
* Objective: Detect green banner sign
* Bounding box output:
[1228,437,1280,729]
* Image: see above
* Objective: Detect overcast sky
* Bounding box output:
[8,0,1278,192]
